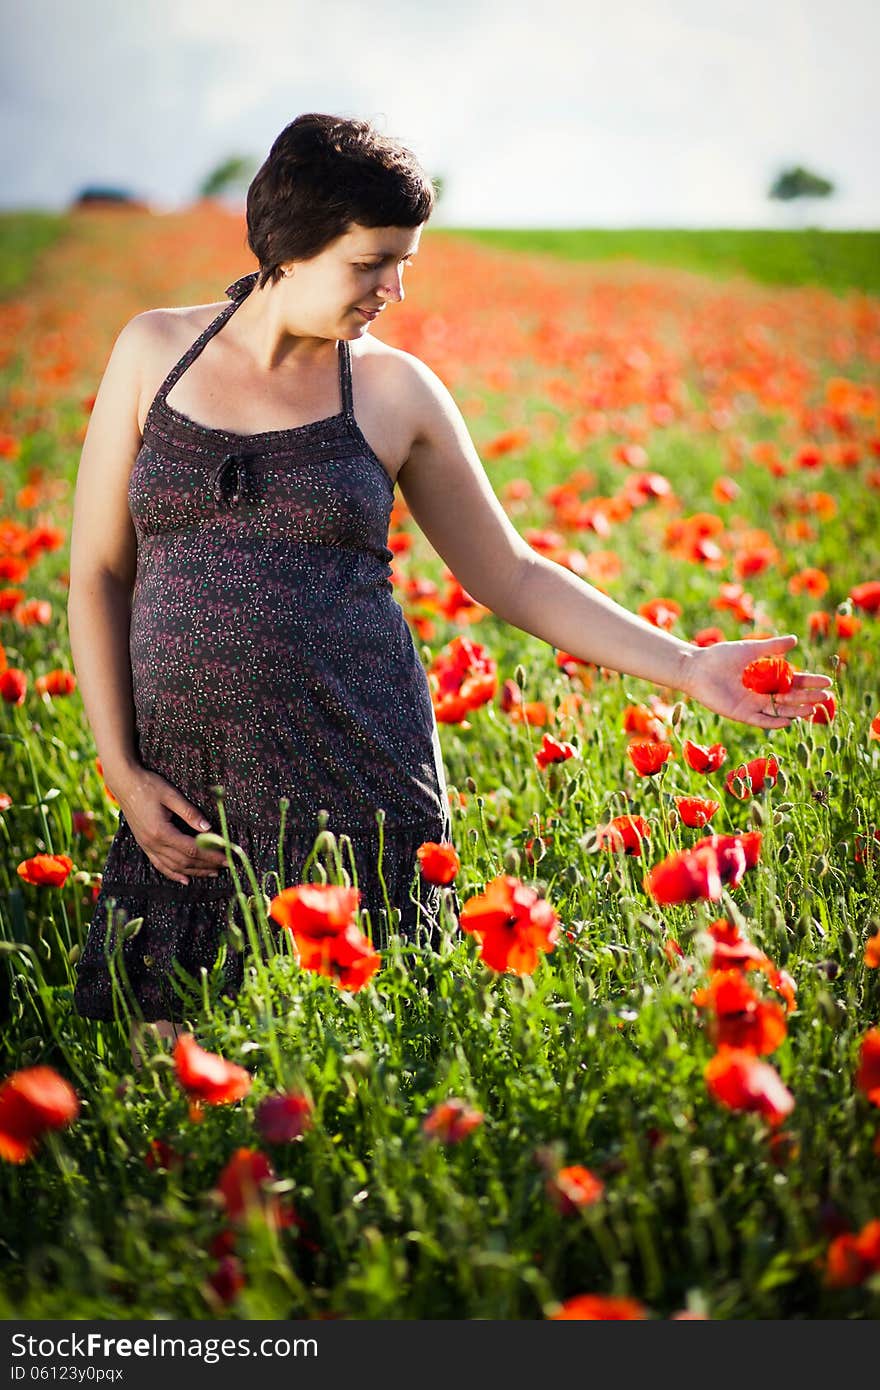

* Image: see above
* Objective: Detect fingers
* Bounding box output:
[153,828,228,884]
[754,633,798,652]
[790,671,834,691]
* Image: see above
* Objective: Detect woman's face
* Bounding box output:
[280,222,423,338]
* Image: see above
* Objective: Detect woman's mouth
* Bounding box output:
[356,307,382,321]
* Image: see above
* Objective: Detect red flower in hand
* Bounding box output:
[680,633,832,729]
[741,657,795,694]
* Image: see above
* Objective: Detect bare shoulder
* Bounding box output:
[127,300,225,431]
[353,336,456,442]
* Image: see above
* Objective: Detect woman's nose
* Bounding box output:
[377,273,405,303]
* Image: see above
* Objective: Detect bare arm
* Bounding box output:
[397,358,833,729]
[67,313,150,793]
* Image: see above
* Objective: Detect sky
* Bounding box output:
[1,0,876,227]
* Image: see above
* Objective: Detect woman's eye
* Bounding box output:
[354,261,413,271]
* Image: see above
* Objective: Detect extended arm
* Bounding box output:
[397,358,832,730]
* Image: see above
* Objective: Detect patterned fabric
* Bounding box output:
[73,272,460,1022]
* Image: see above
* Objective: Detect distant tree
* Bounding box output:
[198,156,258,200]
[769,164,835,228]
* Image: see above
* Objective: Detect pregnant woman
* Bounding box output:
[67,112,832,1062]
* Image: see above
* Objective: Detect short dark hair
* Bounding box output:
[246,113,436,289]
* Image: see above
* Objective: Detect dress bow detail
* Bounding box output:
[211,453,255,507]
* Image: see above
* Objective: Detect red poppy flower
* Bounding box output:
[704,1047,794,1125]
[422,1098,484,1144]
[741,657,795,695]
[705,920,769,972]
[270,883,381,992]
[643,845,723,904]
[428,635,497,723]
[173,1034,252,1108]
[761,964,797,1012]
[595,815,652,856]
[215,1147,297,1229]
[535,734,576,770]
[835,613,862,639]
[825,1220,880,1288]
[638,597,682,630]
[664,937,685,965]
[850,580,880,613]
[294,925,382,992]
[622,704,666,740]
[416,840,461,885]
[855,1028,880,1105]
[209,1227,238,1259]
[809,692,837,724]
[16,853,74,887]
[144,1138,183,1171]
[208,1254,245,1305]
[725,756,779,799]
[697,828,756,872]
[548,1294,647,1320]
[0,668,27,704]
[694,971,787,1054]
[255,1092,314,1144]
[692,627,726,647]
[459,874,560,975]
[270,883,361,937]
[691,832,752,888]
[865,932,880,969]
[788,567,829,599]
[545,1164,605,1214]
[683,740,727,773]
[0,1066,79,1163]
[627,739,673,776]
[35,669,77,698]
[675,796,721,828]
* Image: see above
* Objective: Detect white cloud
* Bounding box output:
[1,0,876,224]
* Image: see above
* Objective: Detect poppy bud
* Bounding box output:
[466,776,477,793]
[828,732,842,755]
[748,801,765,827]
[670,700,687,728]
[794,741,811,768]
[778,838,793,863]
[503,848,521,875]
[515,663,527,688]
[68,944,80,964]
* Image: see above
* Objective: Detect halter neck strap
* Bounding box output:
[152,270,349,417]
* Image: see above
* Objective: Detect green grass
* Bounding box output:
[1,223,878,1320]
[0,212,70,299]
[442,227,880,296]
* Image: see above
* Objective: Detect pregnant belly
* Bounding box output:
[128,540,443,826]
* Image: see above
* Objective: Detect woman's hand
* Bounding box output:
[111,763,229,886]
[678,633,834,730]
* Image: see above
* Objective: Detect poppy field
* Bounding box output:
[1,206,879,1319]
